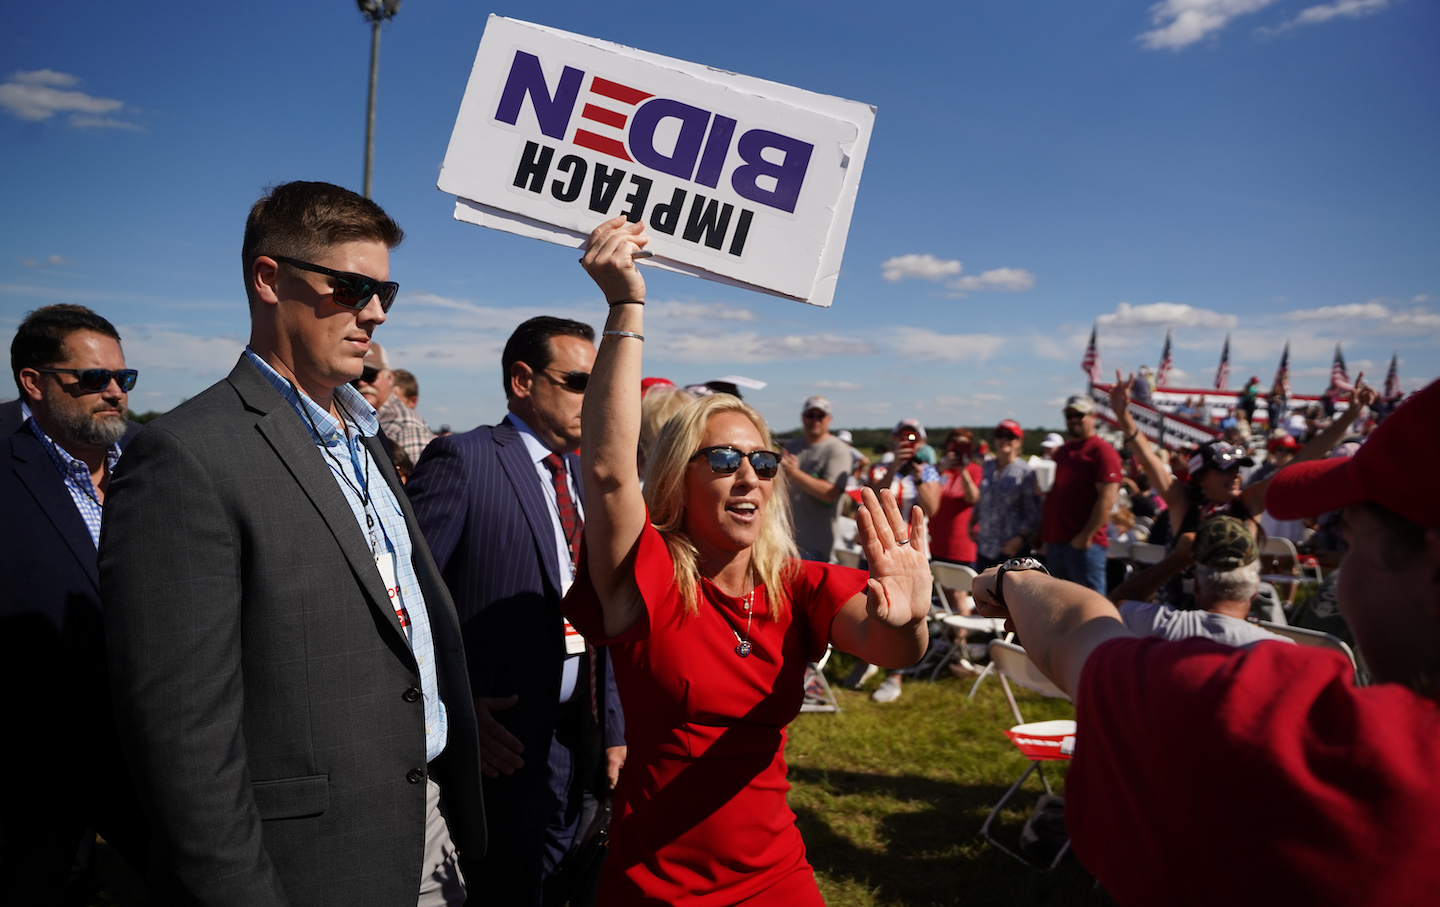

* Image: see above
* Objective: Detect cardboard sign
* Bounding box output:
[439,16,876,306]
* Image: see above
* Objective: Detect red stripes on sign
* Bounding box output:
[572,77,654,163]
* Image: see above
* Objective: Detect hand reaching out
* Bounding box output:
[855,487,931,629]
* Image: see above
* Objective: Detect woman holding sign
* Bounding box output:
[563,216,931,904]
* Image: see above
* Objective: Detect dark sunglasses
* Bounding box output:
[359,366,382,384]
[273,255,399,312]
[541,368,589,392]
[691,446,781,479]
[1189,444,1248,474]
[36,367,138,392]
[802,409,828,420]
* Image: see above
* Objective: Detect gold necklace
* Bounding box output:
[735,583,755,658]
[720,571,757,658]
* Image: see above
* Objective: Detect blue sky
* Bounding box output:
[3,0,1436,436]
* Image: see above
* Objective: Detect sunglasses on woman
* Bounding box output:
[691,446,782,479]
[35,367,139,392]
[273,256,400,312]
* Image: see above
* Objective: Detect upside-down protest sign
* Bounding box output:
[438,16,876,307]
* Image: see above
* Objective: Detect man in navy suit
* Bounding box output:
[408,316,625,905]
[1,304,149,902]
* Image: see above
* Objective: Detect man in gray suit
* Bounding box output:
[101,181,484,907]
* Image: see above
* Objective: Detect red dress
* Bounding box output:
[563,522,867,905]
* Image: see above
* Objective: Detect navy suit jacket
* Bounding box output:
[406,417,624,777]
[0,411,149,882]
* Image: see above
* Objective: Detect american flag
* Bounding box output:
[1384,352,1401,400]
[1155,330,1174,388]
[1081,323,1100,384]
[1273,341,1291,398]
[1330,344,1353,392]
[1214,334,1230,391]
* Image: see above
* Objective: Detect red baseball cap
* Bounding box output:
[640,376,675,396]
[995,419,1023,439]
[1266,378,1439,528]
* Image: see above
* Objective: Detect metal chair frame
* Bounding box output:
[979,640,1075,870]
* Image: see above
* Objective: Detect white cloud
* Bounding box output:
[1413,294,1432,304]
[117,327,248,376]
[810,379,863,391]
[881,254,962,283]
[654,331,875,364]
[1284,301,1391,320]
[890,327,1006,362]
[0,69,139,129]
[881,254,1034,296]
[17,254,73,268]
[1137,0,1279,50]
[1285,0,1391,28]
[646,300,756,322]
[1281,301,1440,331]
[948,267,1035,294]
[1096,301,1237,329]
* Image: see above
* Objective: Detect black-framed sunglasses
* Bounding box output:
[540,368,589,392]
[272,255,399,312]
[35,367,138,392]
[691,446,782,479]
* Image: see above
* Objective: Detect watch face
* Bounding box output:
[1003,557,1046,573]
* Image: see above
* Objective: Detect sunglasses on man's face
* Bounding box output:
[691,446,782,479]
[35,367,138,393]
[273,256,399,312]
[802,409,828,420]
[540,368,589,392]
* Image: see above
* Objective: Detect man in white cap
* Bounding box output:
[970,377,1440,905]
[780,395,852,561]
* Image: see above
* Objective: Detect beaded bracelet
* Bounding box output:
[608,299,644,307]
[603,330,644,341]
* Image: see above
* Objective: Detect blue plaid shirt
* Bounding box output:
[245,348,448,763]
[27,411,121,548]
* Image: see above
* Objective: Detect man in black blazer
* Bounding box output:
[1,304,150,903]
[408,316,625,905]
[100,182,484,906]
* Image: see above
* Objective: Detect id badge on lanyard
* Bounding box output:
[376,550,411,643]
[560,576,587,655]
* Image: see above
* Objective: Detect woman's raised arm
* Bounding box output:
[579,217,652,637]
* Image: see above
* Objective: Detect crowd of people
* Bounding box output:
[2,181,1435,906]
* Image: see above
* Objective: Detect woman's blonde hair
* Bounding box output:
[639,385,695,471]
[643,394,799,618]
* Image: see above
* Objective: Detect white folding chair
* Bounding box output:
[832,548,861,569]
[979,640,1075,870]
[1127,542,1166,567]
[800,645,842,713]
[1255,620,1365,685]
[928,562,1006,680]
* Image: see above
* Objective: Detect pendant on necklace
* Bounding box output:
[734,641,752,658]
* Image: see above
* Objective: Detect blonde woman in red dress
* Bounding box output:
[563,217,932,905]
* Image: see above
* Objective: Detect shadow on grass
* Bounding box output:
[790,766,1111,907]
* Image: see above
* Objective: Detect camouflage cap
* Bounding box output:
[1192,516,1258,569]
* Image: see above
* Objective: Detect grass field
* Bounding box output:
[792,654,1111,907]
[85,652,1111,906]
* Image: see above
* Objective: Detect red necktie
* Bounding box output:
[543,453,597,723]
[542,453,582,568]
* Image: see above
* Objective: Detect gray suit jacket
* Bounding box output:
[100,357,484,907]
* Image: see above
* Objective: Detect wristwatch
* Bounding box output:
[994,557,1049,611]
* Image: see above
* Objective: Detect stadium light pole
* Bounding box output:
[358,0,401,199]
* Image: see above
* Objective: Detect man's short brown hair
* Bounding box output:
[241,181,403,306]
[392,369,418,400]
